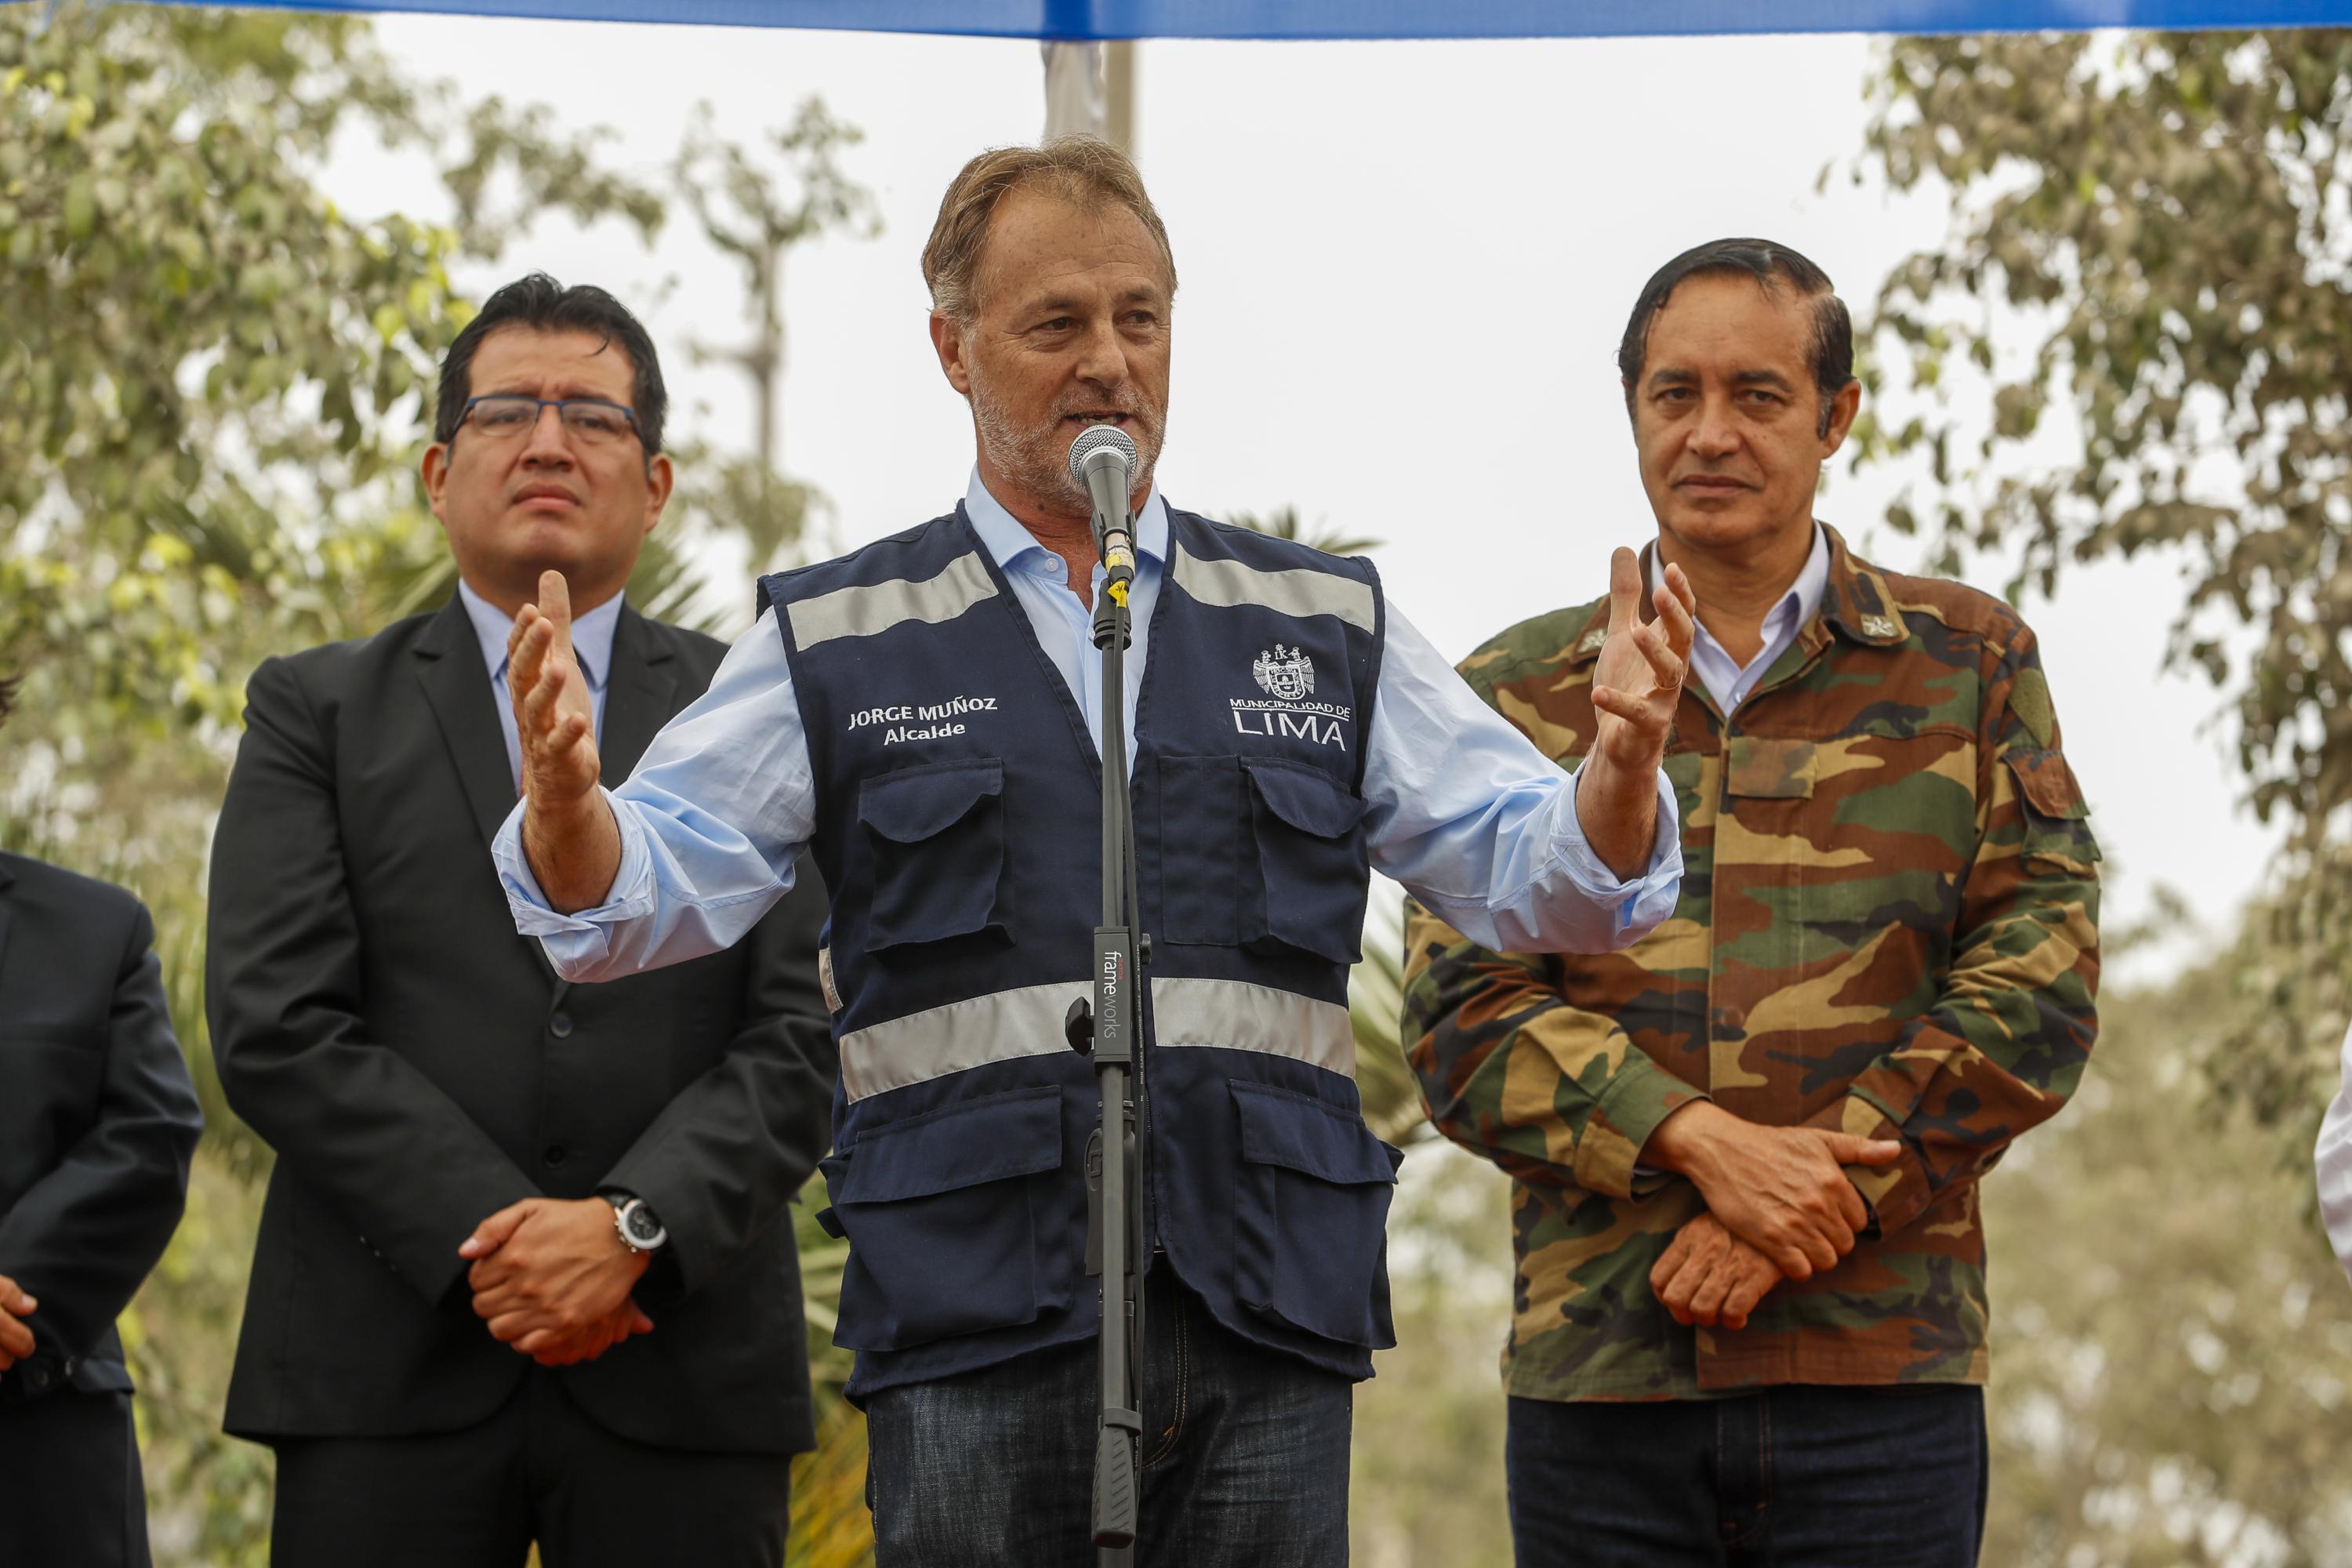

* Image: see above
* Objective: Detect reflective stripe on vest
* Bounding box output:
[837,981,1083,1102]
[1171,543,1377,633]
[1152,977,1354,1078]
[837,976,1356,1102]
[787,551,996,649]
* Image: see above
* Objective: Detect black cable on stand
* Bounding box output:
[1061,425,1152,1564]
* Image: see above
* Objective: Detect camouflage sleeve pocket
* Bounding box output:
[2001,747,2101,875]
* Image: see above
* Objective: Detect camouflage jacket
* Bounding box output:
[1402,527,2101,1400]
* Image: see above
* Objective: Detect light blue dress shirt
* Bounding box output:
[1653,524,1829,717]
[495,472,1684,977]
[457,578,622,794]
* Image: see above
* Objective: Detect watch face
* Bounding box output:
[626,1207,662,1243]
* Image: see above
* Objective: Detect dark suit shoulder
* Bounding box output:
[0,852,147,947]
[625,610,729,683]
[256,609,445,691]
[238,612,452,750]
[613,611,729,717]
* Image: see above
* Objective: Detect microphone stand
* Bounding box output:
[1065,512,1150,1564]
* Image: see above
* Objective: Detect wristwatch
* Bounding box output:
[603,1192,669,1254]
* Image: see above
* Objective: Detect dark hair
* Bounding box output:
[433,273,667,455]
[1617,238,1854,436]
[0,674,15,728]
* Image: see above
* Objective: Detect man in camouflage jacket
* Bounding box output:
[1403,239,2101,1566]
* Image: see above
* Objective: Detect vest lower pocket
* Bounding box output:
[826,1086,1066,1352]
[856,758,1009,953]
[1228,1080,1402,1348]
[1241,759,1372,964]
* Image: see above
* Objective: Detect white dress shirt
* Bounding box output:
[1653,524,1831,717]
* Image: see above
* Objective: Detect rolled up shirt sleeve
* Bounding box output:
[1365,601,1682,955]
[493,608,815,982]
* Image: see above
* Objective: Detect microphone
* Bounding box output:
[1067,425,1139,606]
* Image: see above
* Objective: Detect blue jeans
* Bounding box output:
[863,1267,1353,1567]
[1506,1385,1987,1568]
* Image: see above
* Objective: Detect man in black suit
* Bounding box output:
[206,274,834,1568]
[0,674,206,1568]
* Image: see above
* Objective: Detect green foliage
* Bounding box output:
[1853,30,2352,1167]
[0,2,668,733]
[1976,931,2352,1566]
[4,9,444,735]
[786,1189,871,1565]
[673,96,880,574]
[2185,848,2352,1197]
[1350,1142,1515,1568]
[1856,31,2352,840]
[676,97,879,317]
[1352,896,1432,1148]
[0,6,635,1554]
[0,6,868,1561]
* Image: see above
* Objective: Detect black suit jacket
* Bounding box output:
[0,854,202,1401]
[207,596,834,1453]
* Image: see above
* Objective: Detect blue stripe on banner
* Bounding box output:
[135,0,2352,36]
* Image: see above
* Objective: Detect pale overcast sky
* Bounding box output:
[339,20,2280,979]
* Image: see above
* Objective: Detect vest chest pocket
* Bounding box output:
[856,759,1008,954]
[822,1086,1068,1352]
[1229,1080,1402,1349]
[1240,759,1371,964]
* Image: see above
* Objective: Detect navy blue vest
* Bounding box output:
[758,505,1402,1399]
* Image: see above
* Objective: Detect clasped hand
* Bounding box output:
[1644,1103,1904,1328]
[1650,1214,1780,1330]
[459,1198,652,1368]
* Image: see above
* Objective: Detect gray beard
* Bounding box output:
[970,379,1164,514]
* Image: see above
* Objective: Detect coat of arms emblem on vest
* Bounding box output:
[1253,644,1316,702]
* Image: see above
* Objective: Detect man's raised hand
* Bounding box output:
[1589,549,1697,773]
[1570,546,1698,880]
[509,570,624,912]
[508,569,601,810]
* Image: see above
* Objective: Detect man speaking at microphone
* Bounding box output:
[494,137,1693,1567]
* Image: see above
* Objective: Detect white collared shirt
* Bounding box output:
[457,578,622,794]
[1653,524,1831,717]
[962,474,1173,764]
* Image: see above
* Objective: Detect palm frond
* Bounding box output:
[1225,505,1382,559]
[1352,895,1428,1146]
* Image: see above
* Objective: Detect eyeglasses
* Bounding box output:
[459,395,643,447]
